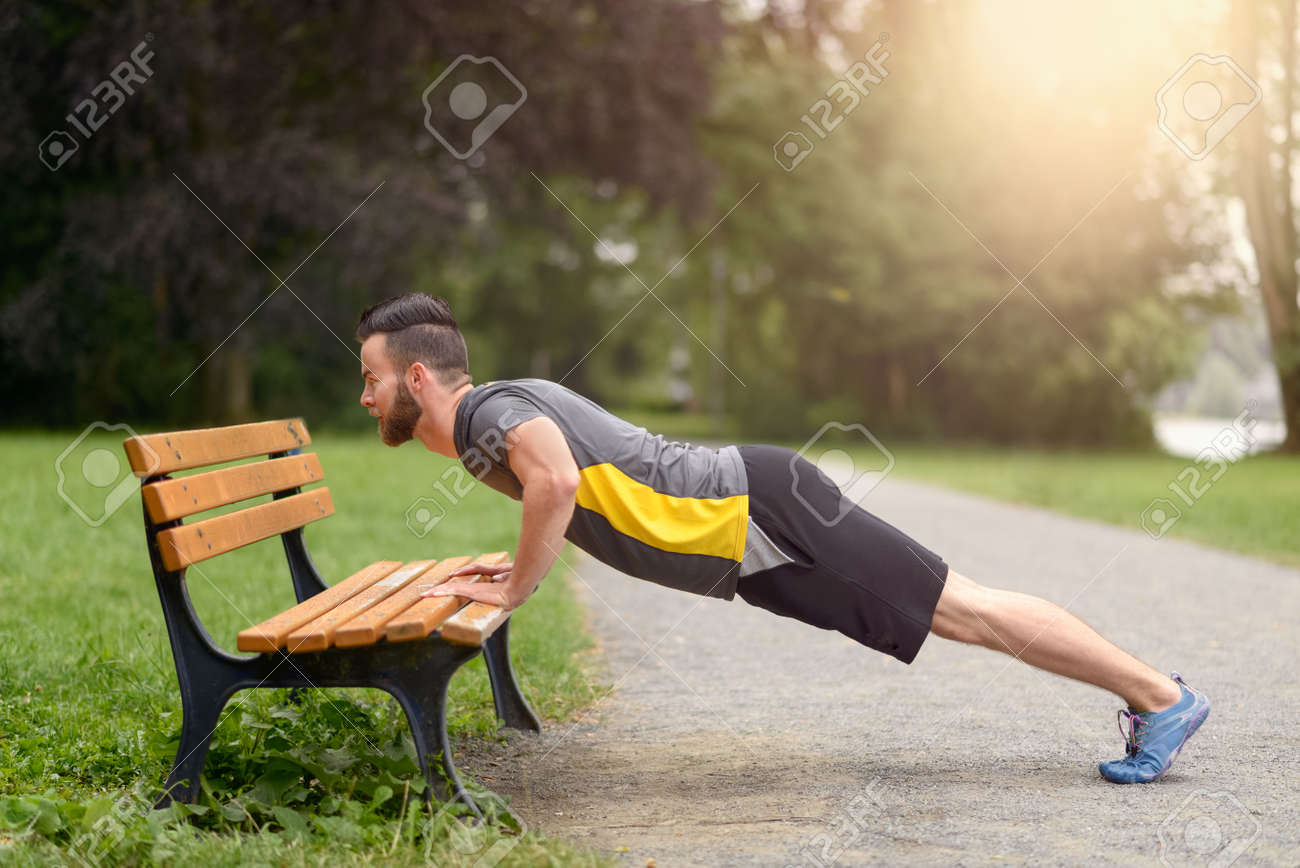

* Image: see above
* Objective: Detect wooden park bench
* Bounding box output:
[122,418,540,815]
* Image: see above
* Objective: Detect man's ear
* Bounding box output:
[407,361,428,392]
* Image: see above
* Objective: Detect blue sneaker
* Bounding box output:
[1098,672,1209,784]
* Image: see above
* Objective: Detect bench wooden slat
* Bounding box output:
[156,489,334,571]
[143,454,325,522]
[384,552,510,644]
[125,418,311,476]
[235,560,402,653]
[332,555,475,648]
[440,601,512,646]
[285,560,437,653]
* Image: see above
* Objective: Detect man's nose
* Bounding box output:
[360,390,372,407]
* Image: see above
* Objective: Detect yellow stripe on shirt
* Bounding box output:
[574,462,748,562]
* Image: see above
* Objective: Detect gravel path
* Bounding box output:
[463,475,1299,866]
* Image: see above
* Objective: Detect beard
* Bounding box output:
[379,380,423,446]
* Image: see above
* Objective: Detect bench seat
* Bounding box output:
[237,554,513,653]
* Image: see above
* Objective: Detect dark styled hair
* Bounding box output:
[356,293,470,388]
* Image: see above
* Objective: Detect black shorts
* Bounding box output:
[735,444,949,664]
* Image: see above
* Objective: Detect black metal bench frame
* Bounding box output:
[139,451,541,816]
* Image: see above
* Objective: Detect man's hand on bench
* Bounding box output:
[421,417,574,612]
[422,560,528,610]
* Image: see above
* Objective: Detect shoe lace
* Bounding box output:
[1117,709,1145,758]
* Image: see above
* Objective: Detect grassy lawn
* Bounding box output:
[613,408,1294,569]
[613,407,1298,567]
[860,443,1300,568]
[0,430,613,866]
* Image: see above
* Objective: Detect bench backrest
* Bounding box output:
[122,419,333,572]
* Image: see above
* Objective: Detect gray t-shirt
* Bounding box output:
[452,378,794,600]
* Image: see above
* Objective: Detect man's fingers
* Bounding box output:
[448,562,512,577]
[422,582,465,598]
[422,581,493,600]
[420,582,507,608]
[451,561,508,572]
[446,571,511,584]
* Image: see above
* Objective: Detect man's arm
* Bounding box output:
[422,415,579,609]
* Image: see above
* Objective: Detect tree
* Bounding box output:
[694,0,1217,445]
[0,0,723,425]
[1231,0,1300,451]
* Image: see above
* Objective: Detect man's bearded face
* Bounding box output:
[379,377,422,445]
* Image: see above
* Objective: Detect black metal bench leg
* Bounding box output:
[482,619,542,732]
[389,665,483,819]
[156,687,230,808]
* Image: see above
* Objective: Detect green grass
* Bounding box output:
[862,443,1300,568]
[615,407,1298,567]
[0,431,613,866]
[607,408,739,443]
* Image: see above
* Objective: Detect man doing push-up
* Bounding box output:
[355,292,1209,784]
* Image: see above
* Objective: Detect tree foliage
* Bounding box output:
[693,0,1224,445]
[1,0,1249,447]
[0,0,721,425]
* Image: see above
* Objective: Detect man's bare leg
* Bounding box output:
[929,569,1182,712]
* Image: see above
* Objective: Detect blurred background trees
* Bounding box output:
[1229,0,1300,448]
[2,0,1293,450]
